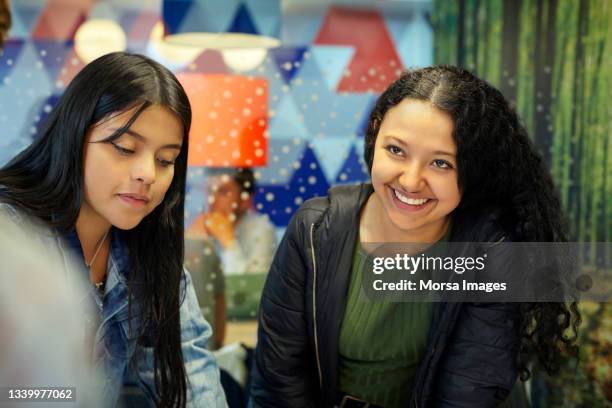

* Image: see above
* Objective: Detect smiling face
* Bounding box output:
[81,104,184,230]
[369,98,461,242]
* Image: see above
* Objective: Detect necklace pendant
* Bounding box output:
[93,280,105,295]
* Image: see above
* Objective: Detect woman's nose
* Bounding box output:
[131,155,156,185]
[398,163,425,192]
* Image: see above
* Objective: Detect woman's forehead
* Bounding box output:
[92,105,183,146]
[378,100,455,151]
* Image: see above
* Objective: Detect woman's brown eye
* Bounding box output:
[433,159,451,169]
[387,145,403,155]
[157,158,175,167]
[110,141,134,155]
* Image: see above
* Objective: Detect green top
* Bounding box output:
[338,221,452,408]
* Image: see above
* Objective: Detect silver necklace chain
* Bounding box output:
[86,229,110,293]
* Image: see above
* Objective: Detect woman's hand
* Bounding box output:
[203,211,236,249]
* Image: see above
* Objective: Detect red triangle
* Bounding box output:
[57,48,86,85]
[32,5,88,41]
[189,50,229,74]
[127,11,159,41]
[314,7,404,93]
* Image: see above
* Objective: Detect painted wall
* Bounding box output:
[0,0,434,237]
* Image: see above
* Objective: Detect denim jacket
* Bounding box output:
[0,203,227,407]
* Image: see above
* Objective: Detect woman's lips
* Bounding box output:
[118,194,149,208]
[388,186,435,213]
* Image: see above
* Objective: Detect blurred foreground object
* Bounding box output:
[0,212,101,407]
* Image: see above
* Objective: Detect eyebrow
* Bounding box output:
[384,136,456,158]
[112,128,182,150]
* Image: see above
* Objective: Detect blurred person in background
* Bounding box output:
[184,235,227,350]
[0,52,225,407]
[189,168,276,276]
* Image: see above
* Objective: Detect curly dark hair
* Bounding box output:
[233,167,256,195]
[364,65,581,380]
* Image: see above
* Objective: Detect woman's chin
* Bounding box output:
[389,219,426,237]
[108,216,144,231]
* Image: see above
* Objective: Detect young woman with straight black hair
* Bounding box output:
[0,52,226,407]
[250,66,580,408]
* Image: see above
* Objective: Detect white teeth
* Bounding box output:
[393,189,429,205]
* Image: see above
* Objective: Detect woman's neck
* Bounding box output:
[75,203,112,283]
[360,193,451,244]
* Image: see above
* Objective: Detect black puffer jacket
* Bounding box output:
[250,184,521,407]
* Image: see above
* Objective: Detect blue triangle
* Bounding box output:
[0,40,25,83]
[271,47,307,84]
[162,0,195,34]
[335,144,369,184]
[252,184,292,227]
[310,45,354,90]
[244,0,280,37]
[0,43,53,146]
[184,167,209,226]
[269,95,309,139]
[356,94,378,138]
[289,146,330,199]
[228,4,258,34]
[310,138,354,182]
[32,93,61,140]
[32,41,72,83]
[7,4,29,39]
[0,138,33,167]
[255,138,304,184]
[12,6,41,35]
[119,10,141,34]
[254,146,330,227]
[396,11,434,68]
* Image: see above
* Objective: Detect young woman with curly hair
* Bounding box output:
[249,66,580,408]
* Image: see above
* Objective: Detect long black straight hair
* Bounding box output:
[365,66,581,380]
[0,52,191,407]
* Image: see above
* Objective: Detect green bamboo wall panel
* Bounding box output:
[432,0,611,251]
